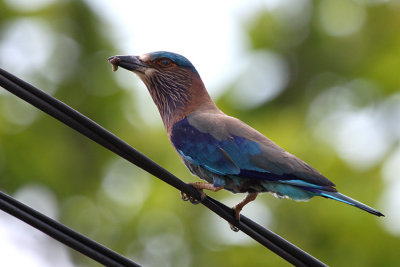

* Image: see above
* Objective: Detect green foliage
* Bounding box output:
[0,0,399,266]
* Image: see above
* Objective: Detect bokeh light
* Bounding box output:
[0,0,399,266]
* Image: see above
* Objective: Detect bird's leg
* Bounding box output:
[180,182,224,205]
[233,192,258,219]
[229,192,259,232]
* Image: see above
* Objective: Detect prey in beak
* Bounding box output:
[107,55,147,74]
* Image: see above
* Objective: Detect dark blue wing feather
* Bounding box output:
[171,118,290,180]
[172,123,240,175]
[171,117,337,195]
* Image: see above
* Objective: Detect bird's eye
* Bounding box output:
[157,58,173,67]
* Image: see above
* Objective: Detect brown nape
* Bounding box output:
[182,74,218,113]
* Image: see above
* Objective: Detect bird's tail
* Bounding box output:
[319,191,384,217]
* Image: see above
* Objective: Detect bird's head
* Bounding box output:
[108,51,213,127]
[108,51,199,79]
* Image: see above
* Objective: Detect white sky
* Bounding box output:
[85,0,273,96]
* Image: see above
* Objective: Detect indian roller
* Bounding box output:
[108,51,384,230]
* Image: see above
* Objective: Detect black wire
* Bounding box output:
[0,68,327,267]
[0,190,140,267]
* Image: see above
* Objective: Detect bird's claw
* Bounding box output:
[180,191,203,205]
[180,191,190,201]
[228,207,241,232]
[229,222,240,232]
[227,192,257,231]
[190,197,201,204]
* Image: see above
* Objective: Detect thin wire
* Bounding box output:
[0,68,327,267]
[0,189,140,267]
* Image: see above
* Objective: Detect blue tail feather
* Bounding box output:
[320,191,384,217]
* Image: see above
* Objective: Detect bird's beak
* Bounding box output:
[107,55,148,73]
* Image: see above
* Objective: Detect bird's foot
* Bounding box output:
[229,222,240,232]
[228,192,259,232]
[180,182,223,205]
[229,225,240,232]
[180,191,190,201]
[228,205,242,232]
[180,190,204,205]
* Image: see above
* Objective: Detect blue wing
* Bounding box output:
[171,117,264,175]
[171,117,335,191]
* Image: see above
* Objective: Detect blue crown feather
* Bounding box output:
[149,51,199,76]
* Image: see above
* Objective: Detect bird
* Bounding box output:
[108,51,384,230]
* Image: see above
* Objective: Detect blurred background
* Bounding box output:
[0,0,399,266]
